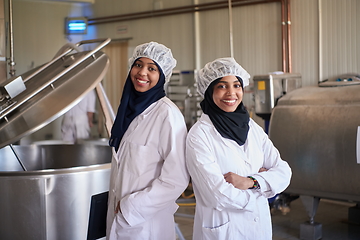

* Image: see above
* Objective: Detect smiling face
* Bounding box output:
[130,57,160,92]
[212,75,243,112]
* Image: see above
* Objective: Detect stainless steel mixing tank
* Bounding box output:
[0,144,111,240]
[269,81,360,202]
[269,76,360,239]
[0,38,114,240]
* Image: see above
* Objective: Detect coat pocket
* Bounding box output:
[202,220,231,240]
[121,141,160,176]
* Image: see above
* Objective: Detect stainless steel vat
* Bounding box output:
[0,38,114,240]
[269,83,360,202]
[269,79,360,238]
[0,39,111,149]
[0,144,111,240]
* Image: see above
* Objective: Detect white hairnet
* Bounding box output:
[129,42,177,83]
[196,57,250,98]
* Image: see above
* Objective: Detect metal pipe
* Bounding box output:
[88,0,281,25]
[228,0,234,58]
[9,144,27,171]
[281,0,287,72]
[287,0,292,73]
[88,0,291,77]
[318,0,323,83]
[87,1,287,74]
[8,0,16,77]
[95,82,115,136]
[194,0,201,70]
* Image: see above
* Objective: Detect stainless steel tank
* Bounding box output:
[0,38,114,240]
[269,75,360,239]
[0,144,111,240]
[269,79,360,202]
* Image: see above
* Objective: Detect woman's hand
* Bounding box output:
[224,168,268,190]
[224,172,254,190]
[259,167,268,172]
[115,201,121,214]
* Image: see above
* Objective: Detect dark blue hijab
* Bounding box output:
[109,60,166,151]
[200,77,250,146]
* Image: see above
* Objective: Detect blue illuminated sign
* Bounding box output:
[65,17,88,35]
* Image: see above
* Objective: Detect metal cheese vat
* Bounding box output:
[269,79,360,202]
[0,38,113,240]
[0,144,111,240]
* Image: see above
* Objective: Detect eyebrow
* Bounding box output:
[218,79,240,83]
[135,59,156,66]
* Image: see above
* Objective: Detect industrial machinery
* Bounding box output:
[253,73,301,133]
[269,73,360,240]
[166,70,202,129]
[0,38,114,240]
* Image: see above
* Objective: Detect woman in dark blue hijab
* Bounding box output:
[106,42,190,240]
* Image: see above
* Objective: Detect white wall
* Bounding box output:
[86,0,359,84]
[7,0,360,141]
[11,0,87,75]
[10,0,360,88]
[84,0,359,125]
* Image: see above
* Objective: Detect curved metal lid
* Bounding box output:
[0,39,111,149]
[319,73,360,87]
[276,84,360,106]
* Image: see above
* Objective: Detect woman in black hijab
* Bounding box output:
[186,57,292,240]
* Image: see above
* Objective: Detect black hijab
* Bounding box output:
[200,77,250,146]
[109,60,166,151]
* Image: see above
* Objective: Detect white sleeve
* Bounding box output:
[250,122,292,198]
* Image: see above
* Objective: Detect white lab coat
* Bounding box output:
[107,97,190,240]
[186,113,292,240]
[61,90,96,143]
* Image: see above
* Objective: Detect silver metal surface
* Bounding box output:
[8,0,16,76]
[95,83,115,135]
[0,75,26,99]
[319,73,360,87]
[0,38,113,240]
[269,84,360,202]
[253,73,301,115]
[0,39,110,149]
[0,144,111,240]
[166,70,202,129]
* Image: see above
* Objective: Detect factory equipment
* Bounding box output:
[166,70,202,129]
[253,73,301,132]
[0,38,113,240]
[253,73,301,126]
[269,73,360,240]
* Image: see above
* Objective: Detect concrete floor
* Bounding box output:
[175,197,360,240]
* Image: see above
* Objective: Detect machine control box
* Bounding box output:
[253,73,301,118]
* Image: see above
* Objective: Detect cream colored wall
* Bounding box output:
[288,0,359,85]
[291,0,319,86]
[9,0,360,91]
[85,13,196,71]
[9,0,88,142]
[87,0,359,84]
[198,3,282,75]
[6,0,360,141]
[11,0,86,76]
[318,0,359,80]
[85,0,359,119]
